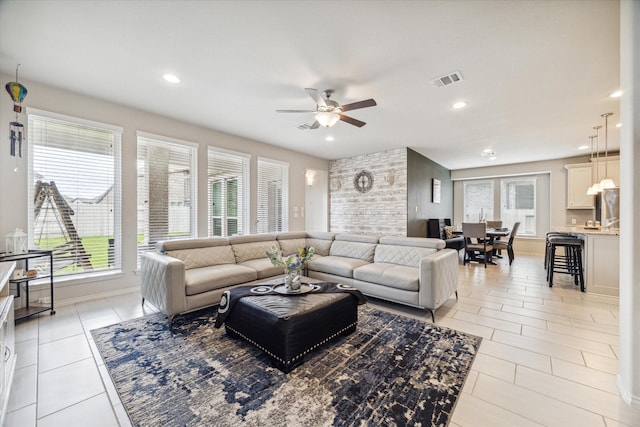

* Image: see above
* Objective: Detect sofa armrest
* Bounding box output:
[140,251,187,317]
[418,249,459,311]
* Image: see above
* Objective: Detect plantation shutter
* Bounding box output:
[28,109,122,276]
[257,158,289,234]
[137,133,197,262]
[207,148,249,237]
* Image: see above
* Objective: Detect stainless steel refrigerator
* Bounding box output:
[601,188,620,228]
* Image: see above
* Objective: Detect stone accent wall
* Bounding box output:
[330,148,407,236]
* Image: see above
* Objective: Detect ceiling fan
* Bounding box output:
[276,88,377,129]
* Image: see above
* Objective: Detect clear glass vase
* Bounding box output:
[284,269,302,292]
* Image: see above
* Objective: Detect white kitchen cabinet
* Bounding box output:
[566,163,595,209]
[0,263,16,427]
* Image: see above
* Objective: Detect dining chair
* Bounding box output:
[462,222,493,268]
[486,220,504,254]
[492,222,520,265]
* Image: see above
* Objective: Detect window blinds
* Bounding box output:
[207,148,248,237]
[257,158,288,234]
[28,111,122,276]
[137,134,196,262]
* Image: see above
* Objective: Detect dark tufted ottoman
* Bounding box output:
[224,290,358,372]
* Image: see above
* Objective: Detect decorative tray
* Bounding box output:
[272,283,315,295]
[583,225,601,230]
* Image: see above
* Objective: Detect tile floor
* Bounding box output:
[5,254,640,426]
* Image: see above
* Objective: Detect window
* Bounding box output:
[28,109,122,277]
[137,133,197,262]
[501,177,536,236]
[208,148,249,237]
[463,180,494,222]
[462,175,541,237]
[257,158,288,233]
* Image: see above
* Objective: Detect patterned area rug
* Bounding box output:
[92,305,481,427]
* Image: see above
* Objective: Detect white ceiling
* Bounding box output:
[0,0,621,170]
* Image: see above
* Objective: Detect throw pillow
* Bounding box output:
[444,226,457,240]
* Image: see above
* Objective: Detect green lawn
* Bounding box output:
[36,233,186,274]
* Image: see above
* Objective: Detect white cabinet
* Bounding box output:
[585,233,620,296]
[0,263,16,427]
[566,163,595,209]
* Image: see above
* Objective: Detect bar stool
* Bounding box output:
[544,232,572,269]
[547,236,585,292]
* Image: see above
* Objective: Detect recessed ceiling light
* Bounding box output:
[489,156,497,160]
[481,149,495,157]
[163,74,181,84]
[452,101,467,109]
[616,123,622,128]
[609,90,622,98]
[578,145,589,150]
[325,136,334,142]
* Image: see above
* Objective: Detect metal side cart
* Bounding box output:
[0,249,56,319]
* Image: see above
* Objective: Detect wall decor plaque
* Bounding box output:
[354,170,374,193]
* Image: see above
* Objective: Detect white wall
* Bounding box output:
[0,74,328,303]
[617,0,640,408]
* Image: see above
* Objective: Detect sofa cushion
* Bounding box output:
[184,264,257,296]
[444,226,457,240]
[158,237,229,252]
[378,236,445,250]
[374,244,437,268]
[239,258,283,279]
[165,245,236,270]
[305,232,336,256]
[335,233,379,244]
[353,263,419,291]
[278,238,308,257]
[306,238,333,256]
[231,240,278,264]
[307,255,370,278]
[329,240,377,262]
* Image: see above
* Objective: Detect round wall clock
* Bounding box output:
[353,170,374,193]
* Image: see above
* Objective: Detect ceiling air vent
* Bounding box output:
[431,71,464,88]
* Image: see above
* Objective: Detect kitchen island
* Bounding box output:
[555,226,620,296]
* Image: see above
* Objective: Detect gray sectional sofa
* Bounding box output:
[140,231,459,325]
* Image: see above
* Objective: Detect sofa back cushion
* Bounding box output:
[330,241,377,262]
[276,232,308,256]
[374,244,437,268]
[378,236,445,250]
[166,245,236,270]
[231,240,278,264]
[305,232,336,256]
[158,237,229,252]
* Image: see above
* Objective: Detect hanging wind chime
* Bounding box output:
[5,64,28,157]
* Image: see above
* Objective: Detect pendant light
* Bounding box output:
[589,125,603,194]
[599,112,616,189]
[586,134,599,195]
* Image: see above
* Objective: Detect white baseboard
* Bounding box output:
[617,375,640,409]
[54,286,140,307]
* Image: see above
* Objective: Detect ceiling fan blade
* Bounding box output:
[305,88,327,107]
[340,98,377,112]
[276,109,316,113]
[339,114,366,128]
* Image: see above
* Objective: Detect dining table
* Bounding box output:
[452,226,511,264]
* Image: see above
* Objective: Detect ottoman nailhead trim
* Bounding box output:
[226,321,358,368]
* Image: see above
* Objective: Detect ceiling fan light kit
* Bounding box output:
[315,111,340,127]
[277,88,376,130]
